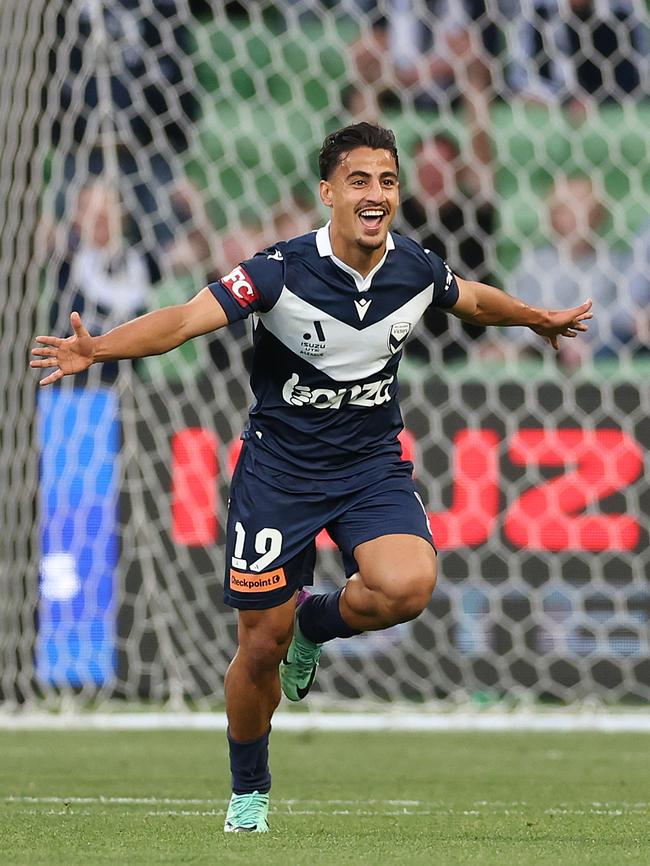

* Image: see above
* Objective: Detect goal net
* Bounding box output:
[1,0,649,710]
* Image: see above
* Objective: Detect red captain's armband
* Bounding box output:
[220,266,260,309]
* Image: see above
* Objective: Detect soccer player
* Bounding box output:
[31,123,592,833]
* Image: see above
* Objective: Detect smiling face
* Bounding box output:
[319,146,399,274]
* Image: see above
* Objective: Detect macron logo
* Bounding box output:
[354,297,372,321]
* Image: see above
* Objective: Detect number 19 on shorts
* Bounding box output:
[231,521,283,573]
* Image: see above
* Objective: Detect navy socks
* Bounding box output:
[227,592,359,793]
[298,588,361,644]
[228,727,271,794]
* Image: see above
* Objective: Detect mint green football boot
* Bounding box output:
[224,791,270,833]
[280,598,322,702]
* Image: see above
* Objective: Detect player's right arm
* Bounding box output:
[30,286,227,386]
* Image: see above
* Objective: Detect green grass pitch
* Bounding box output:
[1,728,648,865]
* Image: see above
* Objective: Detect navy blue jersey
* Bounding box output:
[208,225,459,478]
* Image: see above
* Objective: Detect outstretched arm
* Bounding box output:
[450,276,593,350]
[31,286,228,386]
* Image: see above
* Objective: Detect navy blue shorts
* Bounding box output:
[223,444,434,610]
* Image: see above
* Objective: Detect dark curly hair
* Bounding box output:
[318,123,399,180]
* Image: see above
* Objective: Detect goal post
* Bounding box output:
[0,0,55,706]
[1,0,649,710]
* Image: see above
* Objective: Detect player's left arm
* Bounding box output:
[450,276,593,350]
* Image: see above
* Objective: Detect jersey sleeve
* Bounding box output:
[207,244,286,323]
[426,250,460,308]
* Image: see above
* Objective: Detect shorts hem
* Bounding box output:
[345,528,436,577]
[224,587,300,611]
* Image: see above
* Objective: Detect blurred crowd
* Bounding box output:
[39,0,650,373]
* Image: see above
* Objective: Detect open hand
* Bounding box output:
[30,312,95,385]
[530,299,593,350]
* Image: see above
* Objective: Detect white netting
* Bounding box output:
[1,0,649,709]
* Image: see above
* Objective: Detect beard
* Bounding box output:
[356,234,385,251]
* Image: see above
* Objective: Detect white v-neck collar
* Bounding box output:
[315,222,395,292]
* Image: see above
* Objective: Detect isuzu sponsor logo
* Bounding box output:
[300,321,327,357]
[282,373,394,410]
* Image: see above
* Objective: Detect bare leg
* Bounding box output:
[339,534,437,632]
[225,594,297,741]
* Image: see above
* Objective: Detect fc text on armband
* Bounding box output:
[220,265,260,309]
